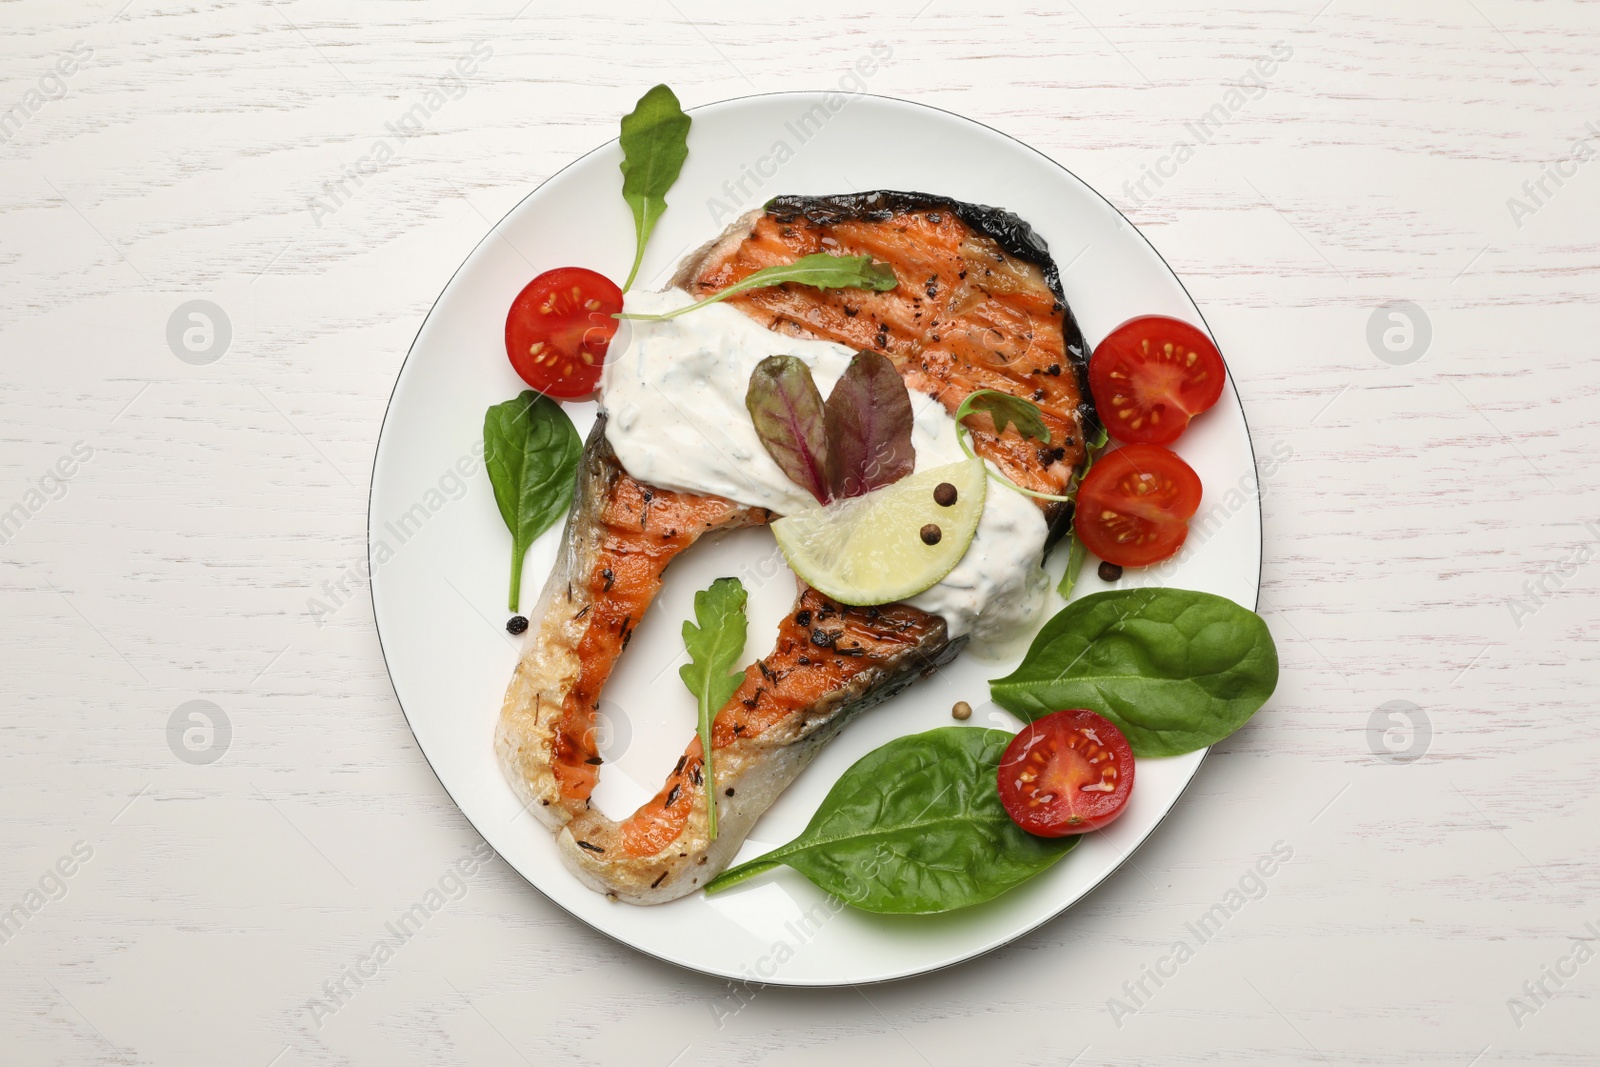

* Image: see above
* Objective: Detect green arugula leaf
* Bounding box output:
[956,389,1052,444]
[619,253,897,321]
[705,727,1077,912]
[952,390,1073,503]
[619,84,692,291]
[679,577,749,839]
[1055,422,1110,598]
[483,391,583,611]
[990,588,1279,757]
[1060,535,1091,599]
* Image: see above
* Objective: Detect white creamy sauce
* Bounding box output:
[600,288,1048,648]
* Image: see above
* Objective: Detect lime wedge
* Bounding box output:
[772,459,987,606]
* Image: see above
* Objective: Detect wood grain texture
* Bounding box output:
[2,0,1598,1064]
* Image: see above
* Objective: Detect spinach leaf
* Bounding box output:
[484,391,583,611]
[990,588,1278,757]
[1055,422,1110,598]
[620,254,896,321]
[619,84,691,291]
[704,727,1077,913]
[824,350,915,498]
[679,577,749,839]
[745,356,832,505]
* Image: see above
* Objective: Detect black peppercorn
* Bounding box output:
[506,615,529,635]
[920,524,942,545]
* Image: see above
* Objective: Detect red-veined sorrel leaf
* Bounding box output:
[825,350,915,498]
[746,355,831,505]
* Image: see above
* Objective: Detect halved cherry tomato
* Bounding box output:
[1090,316,1225,445]
[998,709,1135,836]
[505,267,624,398]
[1074,443,1201,567]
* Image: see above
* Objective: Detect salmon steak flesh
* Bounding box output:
[496,191,1096,904]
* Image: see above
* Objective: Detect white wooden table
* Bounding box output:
[3,2,1596,1063]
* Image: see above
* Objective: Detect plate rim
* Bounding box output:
[367,89,1263,987]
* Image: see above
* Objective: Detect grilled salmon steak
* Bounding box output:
[496,192,1095,903]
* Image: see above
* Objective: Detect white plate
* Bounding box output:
[369,93,1261,986]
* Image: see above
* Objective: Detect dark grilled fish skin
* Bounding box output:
[498,192,1094,904]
